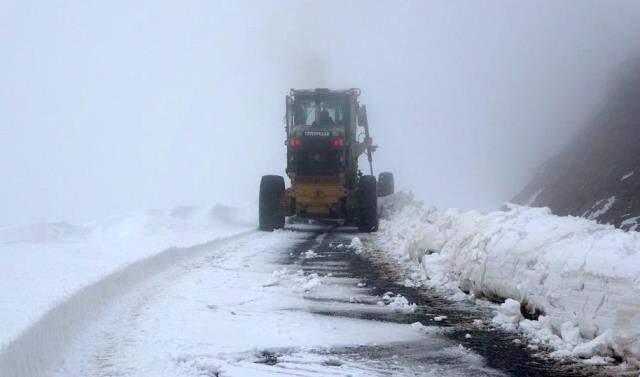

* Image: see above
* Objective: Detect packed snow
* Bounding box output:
[376,192,640,365]
[0,205,253,354]
[39,229,486,377]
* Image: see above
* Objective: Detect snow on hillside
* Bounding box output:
[376,192,640,366]
[0,205,254,351]
[512,59,640,230]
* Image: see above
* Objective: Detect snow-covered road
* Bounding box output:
[15,226,511,377]
[3,221,604,377]
[2,198,634,375]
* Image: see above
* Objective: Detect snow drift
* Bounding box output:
[376,192,640,364]
[0,205,253,361]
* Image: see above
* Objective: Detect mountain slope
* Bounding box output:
[513,58,640,230]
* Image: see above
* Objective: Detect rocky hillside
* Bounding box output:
[513,59,640,230]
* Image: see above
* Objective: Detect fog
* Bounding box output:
[2,1,640,226]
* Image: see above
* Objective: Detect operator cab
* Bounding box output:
[285,88,360,182]
[291,91,349,128]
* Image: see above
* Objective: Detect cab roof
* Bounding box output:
[290,88,361,97]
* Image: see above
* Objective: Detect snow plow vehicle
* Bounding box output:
[259,88,394,232]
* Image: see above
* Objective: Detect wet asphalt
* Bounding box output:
[272,225,604,377]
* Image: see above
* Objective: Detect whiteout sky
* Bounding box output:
[2,1,640,226]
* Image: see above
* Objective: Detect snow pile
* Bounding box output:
[0,205,253,245]
[377,192,640,363]
[265,268,324,293]
[0,221,85,243]
[379,292,417,313]
[304,249,318,258]
[296,273,323,293]
[348,237,364,254]
[492,299,523,331]
[0,205,253,351]
[328,238,364,254]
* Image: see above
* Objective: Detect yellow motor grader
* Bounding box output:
[259,88,394,232]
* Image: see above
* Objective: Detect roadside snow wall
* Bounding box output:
[377,193,640,363]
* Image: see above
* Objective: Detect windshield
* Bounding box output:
[293,96,348,127]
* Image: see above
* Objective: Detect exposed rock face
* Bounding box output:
[513,59,640,230]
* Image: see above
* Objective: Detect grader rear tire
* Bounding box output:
[259,175,285,231]
[358,175,378,233]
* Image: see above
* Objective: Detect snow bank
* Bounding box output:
[376,192,640,364]
[0,205,253,353]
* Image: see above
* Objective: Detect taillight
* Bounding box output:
[289,138,302,147]
[332,137,343,148]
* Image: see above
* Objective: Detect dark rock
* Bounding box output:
[513,57,640,230]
